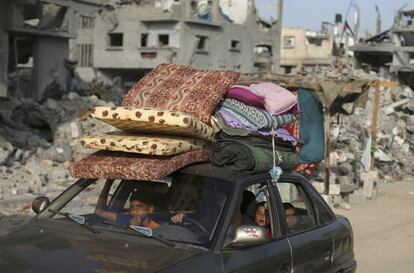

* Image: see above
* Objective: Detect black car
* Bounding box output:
[0,163,356,273]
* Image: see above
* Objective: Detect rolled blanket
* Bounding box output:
[214,114,298,146]
[211,132,300,173]
[217,98,273,130]
[217,132,295,151]
[217,98,297,132]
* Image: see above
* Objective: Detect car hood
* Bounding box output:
[0,219,201,273]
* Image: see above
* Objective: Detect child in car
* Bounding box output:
[95,188,160,229]
[255,202,271,239]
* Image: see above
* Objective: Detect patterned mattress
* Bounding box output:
[70,149,211,181]
[80,132,208,156]
[90,107,216,142]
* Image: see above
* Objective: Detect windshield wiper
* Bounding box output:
[128,225,176,248]
[48,208,99,234]
[102,221,206,250]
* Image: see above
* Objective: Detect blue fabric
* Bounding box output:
[297,89,324,163]
[117,213,132,226]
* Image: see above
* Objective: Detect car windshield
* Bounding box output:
[46,173,232,248]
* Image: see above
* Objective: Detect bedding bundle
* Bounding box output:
[210,83,301,173]
[71,63,323,180]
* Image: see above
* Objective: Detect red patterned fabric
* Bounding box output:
[283,119,300,140]
[295,162,320,175]
[70,149,210,181]
[122,64,240,123]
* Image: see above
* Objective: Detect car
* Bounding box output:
[0,163,356,273]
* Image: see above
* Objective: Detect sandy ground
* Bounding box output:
[334,177,414,273]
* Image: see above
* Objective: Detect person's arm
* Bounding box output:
[95,180,117,222]
[170,213,185,223]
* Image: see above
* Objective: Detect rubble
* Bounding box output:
[0,92,114,215]
[318,81,414,209]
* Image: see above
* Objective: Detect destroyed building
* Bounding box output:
[0,0,103,99]
[0,0,281,98]
[352,9,414,89]
[92,0,280,88]
[280,27,333,74]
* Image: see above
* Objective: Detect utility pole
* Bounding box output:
[273,0,283,74]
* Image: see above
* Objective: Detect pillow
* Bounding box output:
[90,106,216,142]
[70,149,211,181]
[80,132,208,156]
[249,83,297,115]
[122,63,240,123]
[227,85,265,108]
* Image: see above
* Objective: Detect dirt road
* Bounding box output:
[334,177,414,273]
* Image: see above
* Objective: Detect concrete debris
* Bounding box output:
[309,82,414,208]
[0,92,113,215]
[374,149,393,162]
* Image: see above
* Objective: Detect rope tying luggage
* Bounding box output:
[269,129,283,183]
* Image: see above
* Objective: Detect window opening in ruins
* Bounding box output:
[283,66,293,74]
[141,33,149,47]
[230,40,241,51]
[254,44,272,57]
[77,44,93,67]
[108,33,123,47]
[158,34,170,47]
[80,15,95,29]
[306,37,323,46]
[7,36,34,98]
[283,36,295,48]
[196,35,208,51]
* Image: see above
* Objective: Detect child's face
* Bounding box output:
[255,205,266,227]
[130,200,153,219]
[285,208,297,229]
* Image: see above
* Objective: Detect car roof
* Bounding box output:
[178,163,254,182]
[177,163,305,185]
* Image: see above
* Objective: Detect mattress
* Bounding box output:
[90,106,216,142]
[80,132,208,156]
[70,149,211,181]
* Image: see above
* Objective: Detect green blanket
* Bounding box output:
[211,133,300,173]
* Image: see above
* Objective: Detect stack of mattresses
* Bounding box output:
[210,83,303,173]
[70,64,239,180]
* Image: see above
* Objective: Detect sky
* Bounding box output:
[256,0,414,36]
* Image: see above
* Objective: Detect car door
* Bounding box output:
[220,179,292,273]
[274,175,335,273]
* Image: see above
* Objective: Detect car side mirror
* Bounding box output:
[32,196,50,214]
[225,225,267,248]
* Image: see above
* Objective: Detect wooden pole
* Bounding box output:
[324,107,331,194]
[370,81,381,170]
[273,0,283,74]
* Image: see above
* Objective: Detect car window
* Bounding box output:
[50,175,232,248]
[224,182,274,247]
[276,182,316,234]
[313,195,335,225]
[57,179,120,215]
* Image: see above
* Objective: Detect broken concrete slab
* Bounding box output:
[312,182,325,194]
[361,171,378,199]
[383,98,410,115]
[374,149,393,162]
